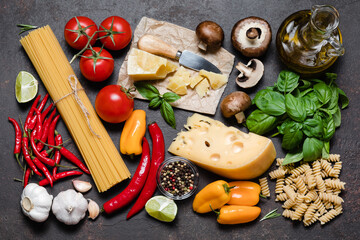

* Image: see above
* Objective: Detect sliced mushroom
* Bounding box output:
[220,91,251,123]
[231,17,272,57]
[196,21,224,51]
[236,59,264,88]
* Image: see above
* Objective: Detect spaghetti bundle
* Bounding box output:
[20,26,130,192]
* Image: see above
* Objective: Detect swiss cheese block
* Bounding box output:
[168,114,276,179]
[127,48,177,81]
[199,70,228,89]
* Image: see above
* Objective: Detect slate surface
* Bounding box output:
[0,0,359,239]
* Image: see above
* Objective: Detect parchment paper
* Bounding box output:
[118,17,235,115]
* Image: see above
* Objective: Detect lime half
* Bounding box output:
[15,71,38,103]
[145,196,177,222]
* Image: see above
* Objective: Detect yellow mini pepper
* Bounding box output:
[215,205,261,224]
[227,181,261,206]
[120,110,146,155]
[193,180,233,213]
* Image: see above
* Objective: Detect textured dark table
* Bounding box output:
[1,0,359,239]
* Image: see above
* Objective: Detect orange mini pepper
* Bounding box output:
[227,181,261,206]
[193,180,234,213]
[215,205,261,224]
[120,110,146,155]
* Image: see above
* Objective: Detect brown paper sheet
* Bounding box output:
[117,17,235,115]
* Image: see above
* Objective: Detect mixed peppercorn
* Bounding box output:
[159,160,198,197]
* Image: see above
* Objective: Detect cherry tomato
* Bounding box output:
[64,16,98,50]
[98,16,132,51]
[95,85,134,123]
[79,47,114,82]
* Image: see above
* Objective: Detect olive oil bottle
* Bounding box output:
[276,5,344,74]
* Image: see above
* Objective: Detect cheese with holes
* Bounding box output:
[168,114,276,179]
[127,48,178,81]
[199,70,228,89]
[166,66,191,95]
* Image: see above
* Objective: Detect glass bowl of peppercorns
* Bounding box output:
[156,157,199,200]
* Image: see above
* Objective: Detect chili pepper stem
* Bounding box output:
[14,178,23,182]
[15,153,24,170]
[209,204,220,218]
[259,194,267,199]
[38,140,63,149]
[223,184,235,194]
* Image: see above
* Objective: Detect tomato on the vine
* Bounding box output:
[64,16,98,50]
[79,47,114,82]
[98,16,132,51]
[95,85,134,123]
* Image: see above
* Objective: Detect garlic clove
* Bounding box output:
[72,180,92,193]
[87,199,100,220]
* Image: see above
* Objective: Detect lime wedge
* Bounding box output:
[15,71,38,103]
[145,196,177,222]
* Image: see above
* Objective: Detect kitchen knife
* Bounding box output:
[137,34,221,73]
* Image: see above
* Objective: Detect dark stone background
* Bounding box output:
[0,0,359,239]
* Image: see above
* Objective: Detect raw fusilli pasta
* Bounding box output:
[328,154,340,162]
[269,168,286,179]
[259,177,270,197]
[319,192,344,205]
[325,179,346,190]
[275,178,285,194]
[315,175,326,192]
[292,203,308,221]
[319,209,339,225]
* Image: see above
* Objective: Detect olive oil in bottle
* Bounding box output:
[276,5,344,74]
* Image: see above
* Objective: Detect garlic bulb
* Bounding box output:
[72,180,92,193]
[52,189,88,225]
[87,199,100,220]
[20,183,53,222]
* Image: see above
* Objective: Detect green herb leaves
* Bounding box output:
[260,208,281,221]
[246,70,348,165]
[135,82,180,128]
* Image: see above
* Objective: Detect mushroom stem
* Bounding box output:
[234,112,246,123]
[246,28,261,39]
[236,61,253,77]
[198,41,208,51]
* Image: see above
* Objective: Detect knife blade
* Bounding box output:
[137,34,221,73]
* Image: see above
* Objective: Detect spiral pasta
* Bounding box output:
[303,212,320,227]
[328,154,340,162]
[304,203,317,222]
[276,193,288,202]
[292,203,308,221]
[315,175,326,192]
[325,179,346,190]
[312,160,321,176]
[314,196,327,215]
[305,190,317,203]
[319,209,339,225]
[284,185,297,202]
[321,159,336,177]
[269,168,286,179]
[282,209,294,219]
[294,176,308,194]
[290,164,309,177]
[275,178,285,194]
[259,177,270,197]
[319,192,344,205]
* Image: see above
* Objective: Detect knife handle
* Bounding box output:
[137,35,179,60]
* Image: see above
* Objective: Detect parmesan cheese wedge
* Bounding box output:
[199,70,228,89]
[166,66,191,95]
[127,48,178,81]
[168,114,276,179]
[195,79,210,98]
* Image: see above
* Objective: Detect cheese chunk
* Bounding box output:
[127,48,177,81]
[168,114,276,179]
[166,66,191,95]
[199,70,228,89]
[195,79,210,98]
[189,75,205,89]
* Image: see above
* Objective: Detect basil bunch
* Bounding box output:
[134,82,180,129]
[246,71,349,165]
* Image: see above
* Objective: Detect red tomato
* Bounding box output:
[79,47,114,82]
[64,16,98,50]
[95,85,134,123]
[98,16,132,51]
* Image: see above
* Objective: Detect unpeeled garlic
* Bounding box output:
[87,199,100,220]
[72,180,92,193]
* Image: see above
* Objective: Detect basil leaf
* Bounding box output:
[276,70,299,93]
[302,98,317,117]
[254,89,286,116]
[325,85,339,113]
[303,118,323,138]
[278,119,293,135]
[303,137,323,162]
[160,101,176,129]
[299,88,313,97]
[282,121,303,150]
[322,141,330,159]
[337,88,349,109]
[298,80,312,90]
[303,91,322,109]
[332,106,341,128]
[285,94,306,122]
[283,151,303,165]
[149,96,162,108]
[314,82,332,105]
[246,110,278,135]
[323,115,335,141]
[162,92,180,103]
[134,82,160,100]
[325,73,337,83]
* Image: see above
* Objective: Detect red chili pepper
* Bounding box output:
[31,156,53,187]
[48,115,60,149]
[36,108,56,151]
[37,93,49,112]
[22,133,42,177]
[103,137,151,214]
[52,132,63,177]
[24,95,41,132]
[8,117,22,166]
[24,168,31,188]
[127,122,164,219]
[30,129,56,167]
[32,107,43,140]
[38,170,83,186]
[40,102,54,120]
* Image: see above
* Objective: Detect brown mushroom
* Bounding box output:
[196,21,224,51]
[235,59,264,88]
[231,17,272,57]
[220,91,251,123]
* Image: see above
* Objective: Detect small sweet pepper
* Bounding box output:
[214,205,261,224]
[227,181,261,206]
[120,110,146,155]
[193,180,233,213]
